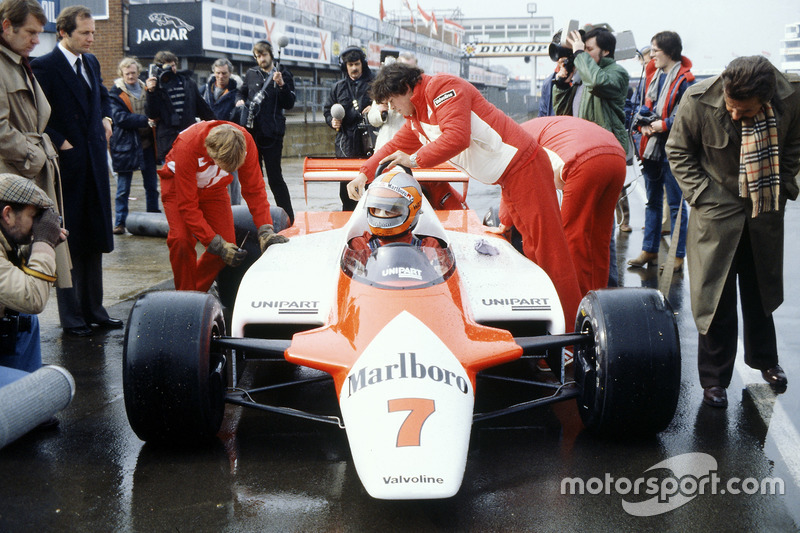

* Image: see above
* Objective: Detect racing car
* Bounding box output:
[122,159,680,500]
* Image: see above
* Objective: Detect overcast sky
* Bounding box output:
[335,0,800,77]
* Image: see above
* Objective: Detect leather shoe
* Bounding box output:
[113,225,125,235]
[627,251,658,267]
[761,365,788,387]
[94,318,124,330]
[619,224,632,233]
[703,386,728,408]
[64,326,93,337]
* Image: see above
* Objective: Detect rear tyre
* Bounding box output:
[123,291,227,442]
[573,288,680,436]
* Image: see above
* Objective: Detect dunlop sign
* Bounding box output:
[462,42,550,58]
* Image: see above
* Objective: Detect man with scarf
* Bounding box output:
[667,56,800,407]
[627,31,693,273]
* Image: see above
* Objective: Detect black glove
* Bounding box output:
[207,234,247,267]
[257,224,289,253]
[32,208,62,248]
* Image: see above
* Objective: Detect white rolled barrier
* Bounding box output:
[0,365,76,449]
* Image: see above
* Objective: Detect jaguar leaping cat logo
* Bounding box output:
[148,13,194,32]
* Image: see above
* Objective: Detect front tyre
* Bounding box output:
[573,288,680,437]
[123,291,227,442]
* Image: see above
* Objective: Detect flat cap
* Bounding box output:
[0,173,53,208]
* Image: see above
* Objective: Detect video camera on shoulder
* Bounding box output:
[148,63,175,86]
[549,20,582,74]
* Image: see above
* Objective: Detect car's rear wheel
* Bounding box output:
[573,288,680,436]
[123,291,227,442]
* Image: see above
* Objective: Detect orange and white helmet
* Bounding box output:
[366,169,423,238]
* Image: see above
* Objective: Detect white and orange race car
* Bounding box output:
[122,159,680,500]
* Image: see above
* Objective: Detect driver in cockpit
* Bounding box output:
[348,170,442,251]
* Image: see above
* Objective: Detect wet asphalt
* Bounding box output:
[1,158,798,532]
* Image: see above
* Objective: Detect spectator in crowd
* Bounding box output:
[628,31,693,273]
[32,5,122,337]
[108,57,160,235]
[145,50,215,164]
[0,0,71,288]
[552,25,629,286]
[324,45,374,211]
[666,55,800,407]
[236,40,296,223]
[346,63,582,327]
[0,174,67,385]
[158,121,288,292]
[202,58,239,122]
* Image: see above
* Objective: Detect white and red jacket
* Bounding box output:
[158,120,272,245]
[360,74,539,184]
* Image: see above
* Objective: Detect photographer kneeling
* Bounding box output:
[0,174,67,387]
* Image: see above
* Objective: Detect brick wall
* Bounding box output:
[94,0,126,88]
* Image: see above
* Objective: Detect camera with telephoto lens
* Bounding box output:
[632,106,661,129]
[0,310,32,354]
[148,63,175,86]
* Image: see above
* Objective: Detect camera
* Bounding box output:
[632,106,661,129]
[148,63,175,86]
[0,310,32,354]
[548,22,584,75]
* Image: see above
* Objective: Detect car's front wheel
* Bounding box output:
[573,288,680,437]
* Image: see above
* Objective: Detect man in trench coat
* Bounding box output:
[666,56,800,408]
[0,0,71,288]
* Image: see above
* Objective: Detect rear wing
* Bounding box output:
[302,157,470,203]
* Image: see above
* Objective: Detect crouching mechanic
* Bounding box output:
[158,121,288,292]
[347,63,582,326]
[349,170,442,251]
[0,174,68,386]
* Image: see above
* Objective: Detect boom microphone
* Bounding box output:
[277,35,290,49]
[331,103,345,120]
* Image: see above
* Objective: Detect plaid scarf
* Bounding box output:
[739,103,780,217]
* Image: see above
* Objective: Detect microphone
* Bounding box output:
[331,103,345,120]
[275,34,290,65]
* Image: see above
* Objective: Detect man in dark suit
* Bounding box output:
[31,5,122,337]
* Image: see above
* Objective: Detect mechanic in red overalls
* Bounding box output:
[347,63,582,327]
[158,121,287,291]
[519,116,626,295]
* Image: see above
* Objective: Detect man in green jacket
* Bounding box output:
[666,56,800,408]
[553,26,630,153]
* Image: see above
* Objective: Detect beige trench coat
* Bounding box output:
[666,68,800,334]
[0,45,71,288]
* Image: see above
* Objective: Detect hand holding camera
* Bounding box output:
[32,207,63,249]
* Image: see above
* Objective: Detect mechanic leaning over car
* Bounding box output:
[157,121,288,292]
[347,63,582,327]
[0,174,68,386]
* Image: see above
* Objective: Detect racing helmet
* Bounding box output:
[366,170,423,238]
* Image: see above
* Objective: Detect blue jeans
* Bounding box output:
[641,158,687,258]
[0,314,41,386]
[115,145,159,227]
